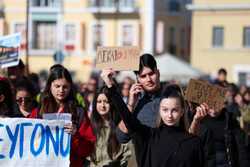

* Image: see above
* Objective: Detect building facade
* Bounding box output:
[0,0,190,81]
[188,0,250,85]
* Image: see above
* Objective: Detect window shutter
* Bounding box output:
[139,23,142,49]
[81,23,86,50]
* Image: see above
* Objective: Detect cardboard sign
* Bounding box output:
[0,118,71,167]
[185,79,226,111]
[43,113,72,124]
[0,33,21,68]
[95,46,140,71]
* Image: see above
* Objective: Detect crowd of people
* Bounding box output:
[0,54,250,167]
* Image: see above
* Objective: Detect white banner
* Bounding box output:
[0,118,71,167]
[0,33,21,68]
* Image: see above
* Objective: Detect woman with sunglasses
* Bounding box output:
[13,77,39,118]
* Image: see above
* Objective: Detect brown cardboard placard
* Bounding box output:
[185,79,226,111]
[95,46,140,71]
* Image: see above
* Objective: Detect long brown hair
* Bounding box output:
[40,66,78,125]
[90,86,121,162]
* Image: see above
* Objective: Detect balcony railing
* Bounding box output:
[87,0,138,13]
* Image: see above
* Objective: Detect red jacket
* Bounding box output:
[29,108,96,167]
[70,113,96,167]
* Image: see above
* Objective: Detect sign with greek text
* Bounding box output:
[185,79,226,111]
[96,46,140,71]
[0,118,71,167]
[0,33,21,68]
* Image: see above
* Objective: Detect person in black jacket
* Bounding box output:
[199,107,249,167]
[101,69,205,167]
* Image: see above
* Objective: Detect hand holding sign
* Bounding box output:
[100,68,116,88]
[96,46,140,71]
[189,102,209,135]
[194,103,209,122]
[64,123,77,135]
[185,79,226,112]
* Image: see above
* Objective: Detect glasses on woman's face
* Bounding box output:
[16,97,32,104]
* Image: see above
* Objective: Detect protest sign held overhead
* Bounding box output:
[185,79,226,112]
[0,33,21,68]
[0,118,71,167]
[95,46,140,71]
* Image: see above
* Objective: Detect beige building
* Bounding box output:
[154,0,191,61]
[187,0,250,86]
[0,0,191,82]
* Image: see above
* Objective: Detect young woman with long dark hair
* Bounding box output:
[31,65,96,167]
[88,86,131,167]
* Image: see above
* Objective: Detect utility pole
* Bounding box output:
[25,0,30,75]
[114,0,119,46]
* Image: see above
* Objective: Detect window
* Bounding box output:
[122,25,134,46]
[238,72,250,86]
[92,24,103,50]
[32,21,57,49]
[169,27,176,44]
[180,28,185,55]
[168,0,180,13]
[243,27,250,47]
[81,24,86,50]
[180,28,185,49]
[31,0,60,7]
[101,0,115,7]
[14,23,26,49]
[169,27,176,54]
[88,0,135,8]
[156,21,164,53]
[65,24,76,44]
[119,0,135,8]
[88,0,118,7]
[212,27,224,48]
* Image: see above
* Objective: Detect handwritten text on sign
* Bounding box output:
[96,46,140,71]
[0,118,70,167]
[185,79,226,112]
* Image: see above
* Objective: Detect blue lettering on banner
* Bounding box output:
[30,123,46,157]
[45,125,59,156]
[0,121,71,160]
[0,124,5,159]
[19,122,33,158]
[6,124,20,158]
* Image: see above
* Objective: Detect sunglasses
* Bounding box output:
[16,97,33,104]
